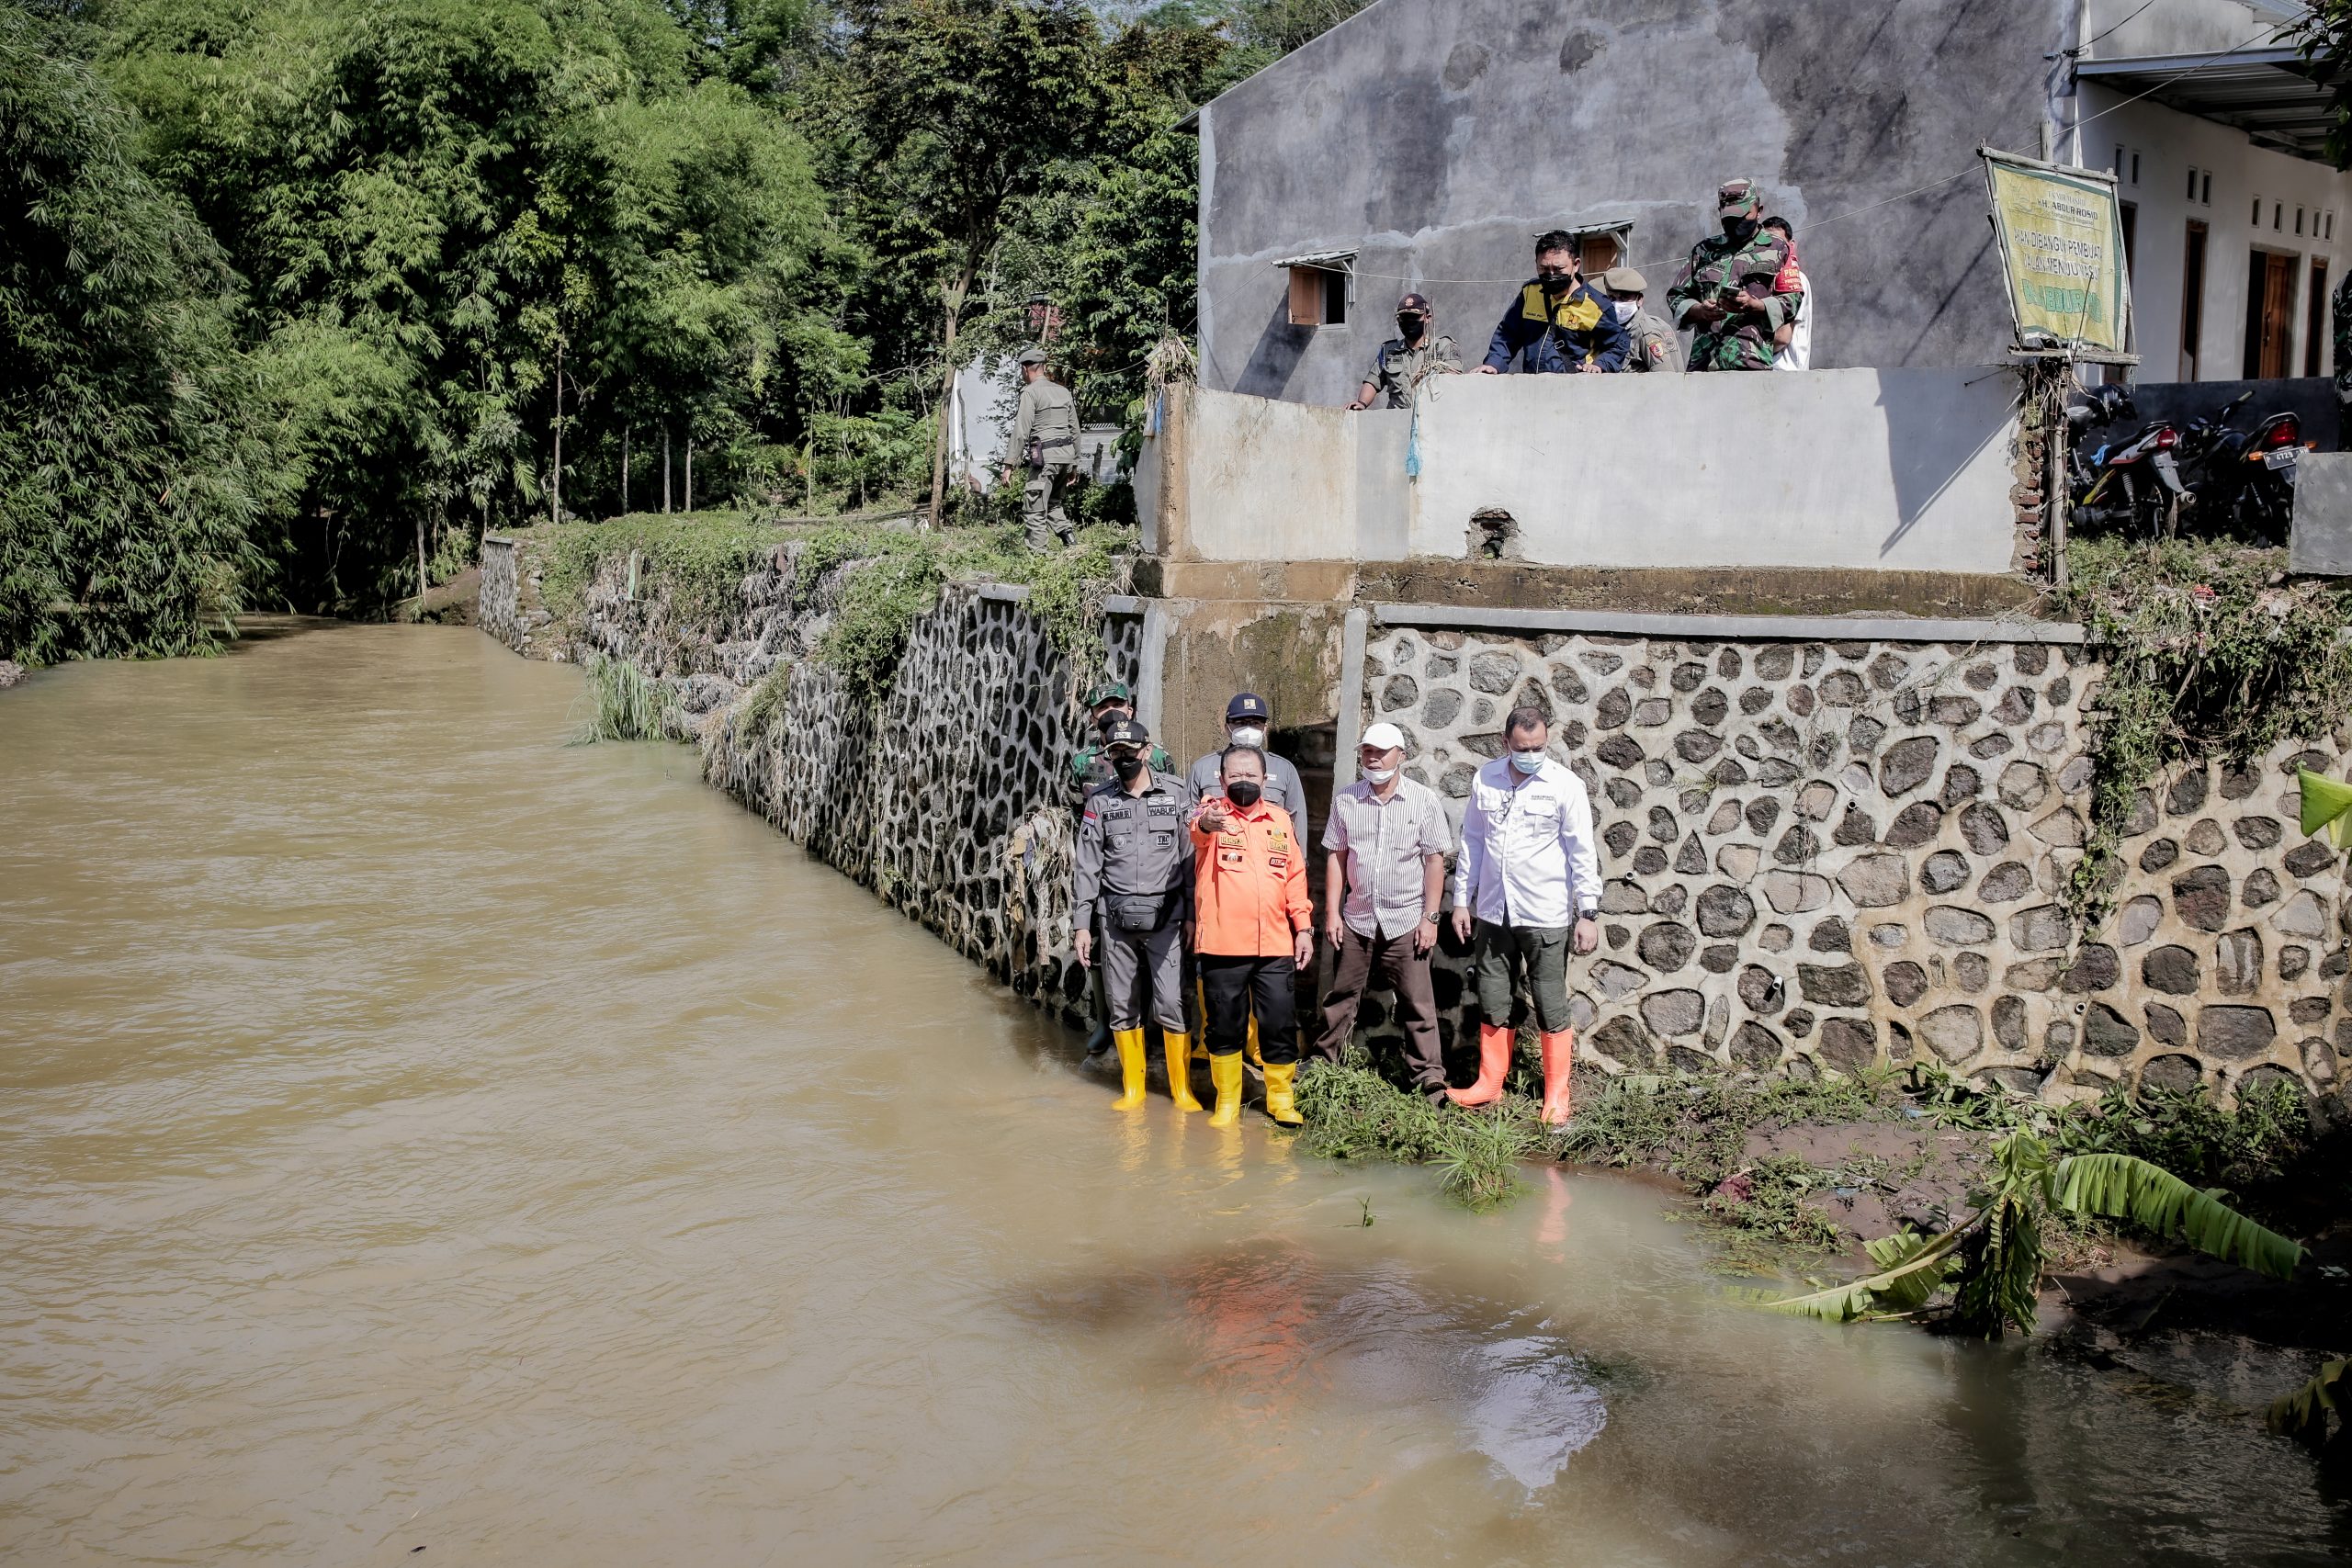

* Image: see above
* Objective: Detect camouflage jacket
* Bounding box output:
[1666,227,1802,371]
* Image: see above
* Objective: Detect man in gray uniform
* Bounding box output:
[1350,292,1462,410]
[1601,267,1683,373]
[1186,692,1307,836]
[1073,716,1199,1111]
[1003,344,1080,553]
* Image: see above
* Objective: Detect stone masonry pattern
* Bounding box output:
[1362,626,2350,1102]
[481,534,1134,1028]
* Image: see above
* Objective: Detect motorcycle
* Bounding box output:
[2067,385,2188,537]
[2173,391,2305,544]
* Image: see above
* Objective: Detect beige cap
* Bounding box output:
[1601,265,1647,295]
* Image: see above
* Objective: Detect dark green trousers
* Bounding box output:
[1470,919,1573,1034]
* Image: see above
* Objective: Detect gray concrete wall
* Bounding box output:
[1197,0,2072,408]
[1150,377,2024,576]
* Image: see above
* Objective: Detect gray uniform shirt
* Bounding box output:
[1365,333,1462,407]
[1010,378,1079,465]
[1073,772,1194,928]
[1322,775,1452,940]
[1187,749,1309,840]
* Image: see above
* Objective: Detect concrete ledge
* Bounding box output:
[1354,561,2043,619]
[1372,602,2086,645]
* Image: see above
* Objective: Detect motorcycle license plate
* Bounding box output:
[2264,448,2298,469]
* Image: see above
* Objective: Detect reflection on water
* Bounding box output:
[0,624,2344,1565]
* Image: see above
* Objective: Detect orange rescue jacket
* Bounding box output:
[1190,798,1313,957]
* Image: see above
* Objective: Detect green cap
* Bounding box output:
[1085,680,1133,707]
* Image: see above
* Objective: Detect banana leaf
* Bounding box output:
[2267,1358,2348,1446]
[2297,768,2352,851]
[2051,1154,2305,1280]
[1750,1224,1967,1323]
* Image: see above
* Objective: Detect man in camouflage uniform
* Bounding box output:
[1004,344,1080,552]
[1067,680,1171,807]
[1350,292,1463,409]
[1667,178,1802,372]
[1600,266,1682,373]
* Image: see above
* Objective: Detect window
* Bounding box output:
[2115,144,2126,178]
[2202,171,2212,205]
[2297,207,2305,235]
[2308,258,2330,376]
[2276,201,2285,231]
[1276,253,1355,327]
[2188,166,2199,200]
[2131,151,2141,185]
[2254,196,2264,225]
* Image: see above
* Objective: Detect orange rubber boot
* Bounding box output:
[1446,1023,1515,1109]
[1538,1029,1577,1126]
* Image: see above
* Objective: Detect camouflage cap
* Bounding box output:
[1016,345,1048,367]
[1716,178,1761,216]
[1085,679,1133,708]
[1601,265,1647,295]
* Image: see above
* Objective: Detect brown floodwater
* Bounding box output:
[2,623,2346,1565]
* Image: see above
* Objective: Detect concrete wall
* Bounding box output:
[1149,376,2024,576]
[1196,0,2071,408]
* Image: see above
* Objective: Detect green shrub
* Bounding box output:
[571,651,674,742]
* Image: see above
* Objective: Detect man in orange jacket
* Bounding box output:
[1189,745,1315,1127]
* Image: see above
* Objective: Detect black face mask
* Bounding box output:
[1225,780,1262,808]
[1537,271,1575,294]
[1722,215,1758,243]
[1396,314,1427,342]
[1112,753,1145,782]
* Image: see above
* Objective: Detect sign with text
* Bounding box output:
[1982,149,2132,360]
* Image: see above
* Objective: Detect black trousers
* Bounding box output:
[1197,954,1300,1064]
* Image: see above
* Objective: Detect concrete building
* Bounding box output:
[1193,0,2352,407]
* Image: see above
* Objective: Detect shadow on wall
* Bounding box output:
[1874,367,2016,559]
[1233,292,1312,400]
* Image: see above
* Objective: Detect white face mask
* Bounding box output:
[1612,298,1638,324]
[1362,765,1397,785]
[1228,725,1266,749]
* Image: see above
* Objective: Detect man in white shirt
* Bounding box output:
[1447,705,1601,1124]
[1314,722,1453,1097]
[1763,217,1811,371]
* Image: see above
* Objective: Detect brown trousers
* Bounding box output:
[1313,924,1442,1096]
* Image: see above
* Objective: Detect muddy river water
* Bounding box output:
[2,623,2346,1565]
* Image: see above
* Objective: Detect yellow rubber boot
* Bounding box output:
[1111,1028,1148,1111]
[1245,1011,1263,1068]
[1206,1052,1244,1127]
[1162,1031,1204,1112]
[1262,1061,1303,1126]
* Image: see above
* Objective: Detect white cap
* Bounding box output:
[1360,722,1407,751]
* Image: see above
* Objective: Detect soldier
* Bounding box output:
[1067,681,1171,807]
[1666,178,1803,373]
[1476,230,1630,376]
[1350,292,1462,409]
[1003,345,1080,552]
[1073,716,1199,1111]
[1600,266,1683,374]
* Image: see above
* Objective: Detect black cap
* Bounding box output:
[1225,692,1271,722]
[1102,716,1149,749]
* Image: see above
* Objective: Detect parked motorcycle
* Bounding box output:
[2161,389,2312,544]
[2067,385,2188,537]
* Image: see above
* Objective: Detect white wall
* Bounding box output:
[2078,88,2352,381]
[1151,373,2022,577]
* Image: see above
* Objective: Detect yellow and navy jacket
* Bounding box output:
[1481,278,1630,374]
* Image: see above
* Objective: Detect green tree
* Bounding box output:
[1,4,268,664]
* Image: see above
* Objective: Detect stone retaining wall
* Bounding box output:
[1360,623,2350,1101]
[480,533,1132,1022]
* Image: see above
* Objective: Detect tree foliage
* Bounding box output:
[6,0,1334,663]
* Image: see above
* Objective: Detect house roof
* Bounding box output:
[2075,46,2344,161]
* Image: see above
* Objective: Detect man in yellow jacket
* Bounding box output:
[1188,745,1315,1127]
